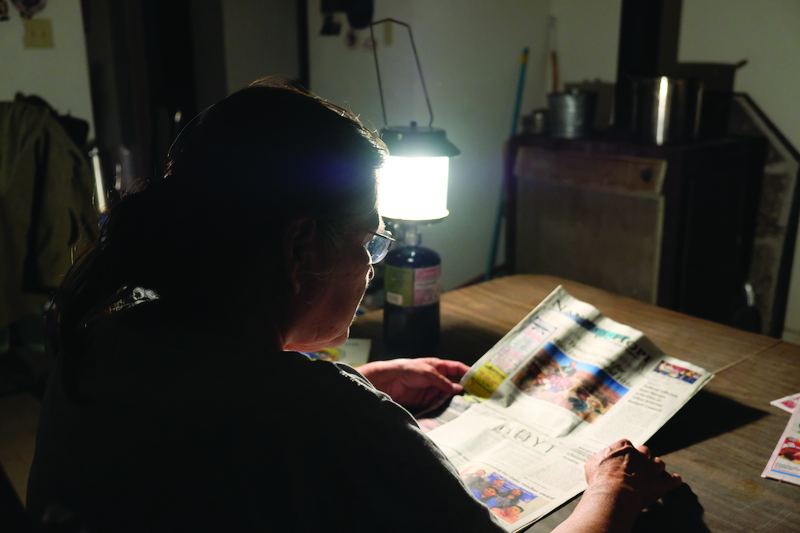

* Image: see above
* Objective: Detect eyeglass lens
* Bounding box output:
[366,232,393,264]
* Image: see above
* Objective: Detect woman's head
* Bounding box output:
[123,80,386,301]
[167,80,384,224]
[55,80,387,389]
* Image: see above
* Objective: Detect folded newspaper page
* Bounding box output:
[770,392,800,414]
[762,402,800,485]
[419,286,712,532]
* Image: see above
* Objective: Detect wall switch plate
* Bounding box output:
[23,18,54,49]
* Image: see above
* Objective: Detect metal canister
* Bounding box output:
[633,76,703,146]
[521,108,549,135]
[548,90,597,138]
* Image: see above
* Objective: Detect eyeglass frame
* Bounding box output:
[364,229,395,264]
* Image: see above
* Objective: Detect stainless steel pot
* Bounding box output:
[633,76,703,146]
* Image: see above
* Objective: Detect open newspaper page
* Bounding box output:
[420,286,712,532]
[761,401,800,485]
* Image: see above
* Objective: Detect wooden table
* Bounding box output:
[350,275,800,533]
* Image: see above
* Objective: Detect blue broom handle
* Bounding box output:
[486,47,529,281]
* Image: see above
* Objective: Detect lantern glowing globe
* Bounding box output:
[378,155,449,221]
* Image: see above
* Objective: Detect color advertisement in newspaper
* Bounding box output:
[418,286,712,532]
[762,402,800,486]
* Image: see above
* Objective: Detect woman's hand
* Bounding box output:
[357,358,469,410]
[584,439,682,510]
[553,439,682,533]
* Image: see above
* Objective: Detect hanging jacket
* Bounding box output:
[0,100,98,329]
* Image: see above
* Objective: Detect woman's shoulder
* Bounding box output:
[268,356,407,418]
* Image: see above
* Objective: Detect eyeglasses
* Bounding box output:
[365,229,395,264]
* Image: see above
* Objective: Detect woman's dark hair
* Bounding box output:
[53,79,386,401]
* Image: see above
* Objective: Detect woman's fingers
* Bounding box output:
[606,438,634,453]
[422,363,463,393]
[652,456,665,473]
[586,438,682,510]
[637,444,652,459]
[420,358,470,382]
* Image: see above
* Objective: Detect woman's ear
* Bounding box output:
[282,216,320,295]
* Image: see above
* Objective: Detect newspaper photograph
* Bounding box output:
[419,286,713,532]
[762,401,800,486]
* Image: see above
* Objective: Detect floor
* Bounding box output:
[0,392,41,508]
[0,318,47,530]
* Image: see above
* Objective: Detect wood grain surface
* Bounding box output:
[350,275,799,533]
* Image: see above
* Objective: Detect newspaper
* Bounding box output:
[762,402,800,485]
[301,338,371,366]
[770,392,800,413]
[419,286,712,532]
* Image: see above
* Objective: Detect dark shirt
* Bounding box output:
[27,303,504,532]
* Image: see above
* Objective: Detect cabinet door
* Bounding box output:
[514,147,667,304]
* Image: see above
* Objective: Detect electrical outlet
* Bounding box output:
[23,18,54,49]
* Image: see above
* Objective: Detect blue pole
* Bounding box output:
[486,47,529,281]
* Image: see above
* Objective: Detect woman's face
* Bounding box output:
[283,218,380,353]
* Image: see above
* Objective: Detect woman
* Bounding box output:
[27,81,681,532]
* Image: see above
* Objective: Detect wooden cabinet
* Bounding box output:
[504,135,767,326]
